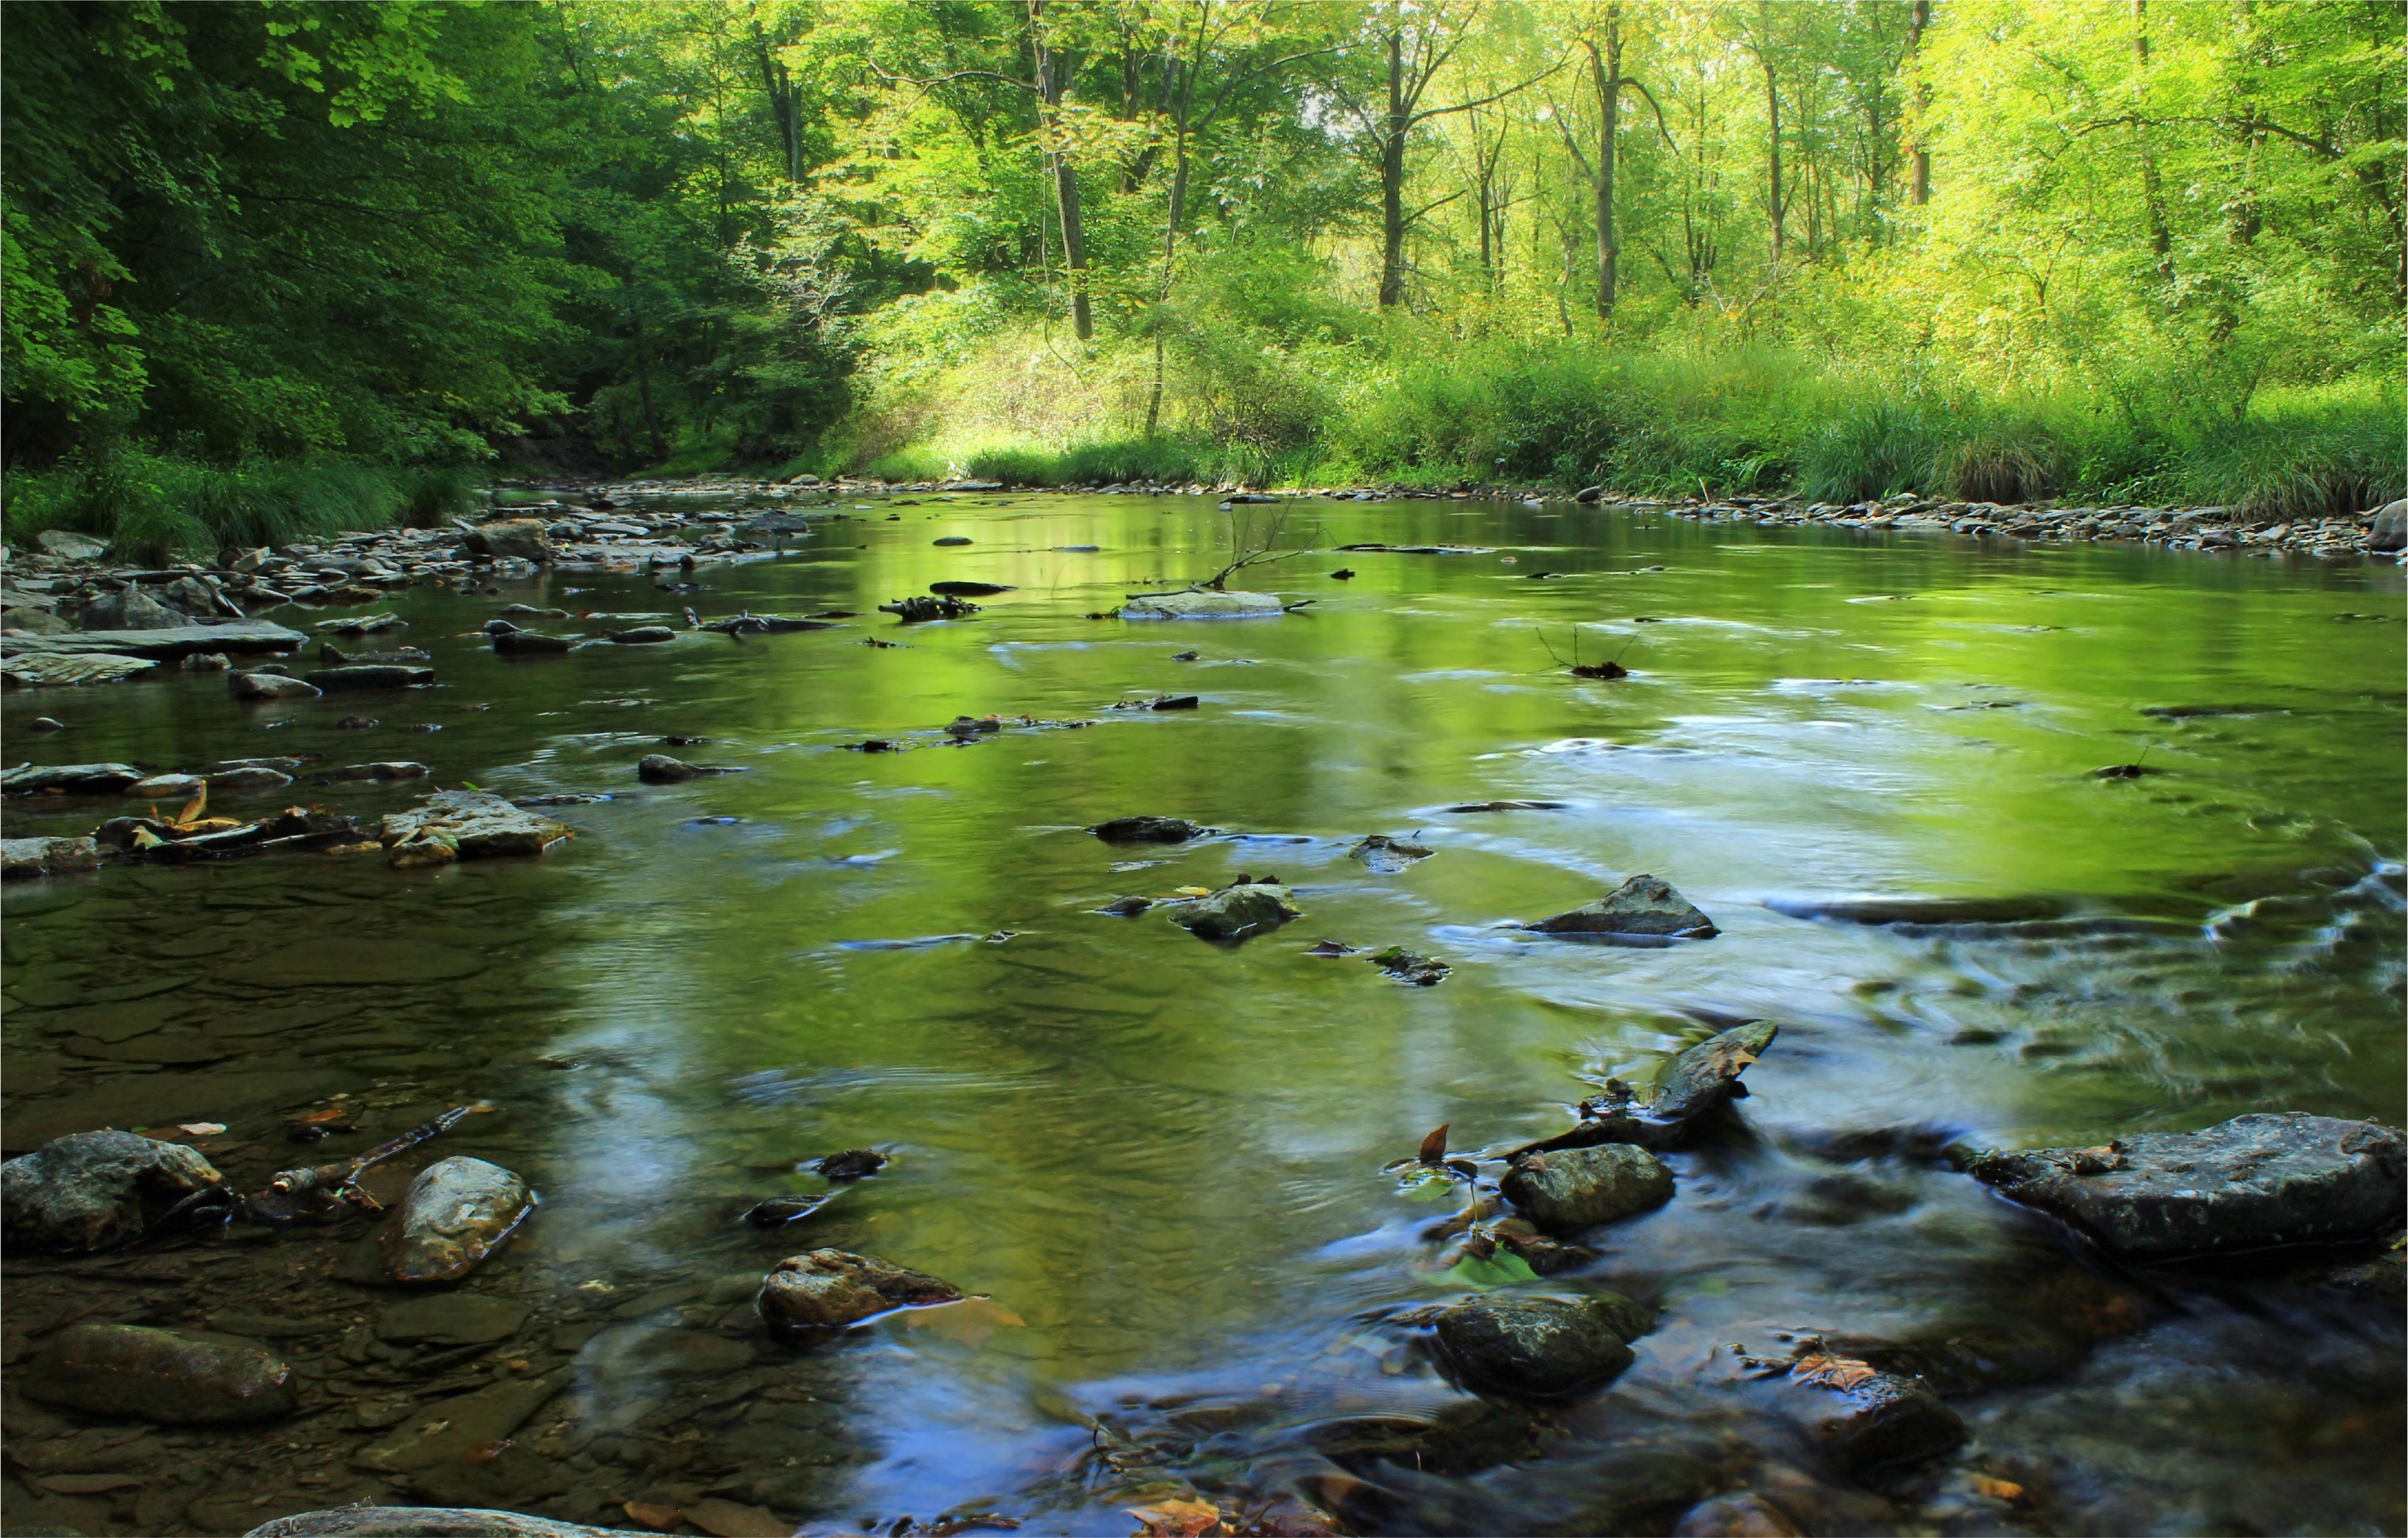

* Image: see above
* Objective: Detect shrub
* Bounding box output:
[1801,403,1947,503]
[1938,424,2066,504]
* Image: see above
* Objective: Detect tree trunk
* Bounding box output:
[1146,71,1194,438]
[752,23,801,183]
[1378,30,1407,308]
[2131,0,2172,280]
[1759,2,1783,265]
[1028,1,1093,339]
[1587,10,1622,319]
[632,316,668,462]
[1908,0,1930,205]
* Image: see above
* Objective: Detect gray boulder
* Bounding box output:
[1779,1355,1965,1473]
[1650,1021,1778,1124]
[1169,881,1300,943]
[3,605,74,634]
[36,529,108,560]
[211,765,294,793]
[380,790,568,864]
[1117,589,1284,620]
[2370,499,2405,553]
[380,1156,535,1283]
[1,761,144,793]
[248,1511,612,1538]
[1,835,101,879]
[1969,1112,2405,1258]
[1503,1143,1675,1231]
[79,586,183,630]
[757,1248,962,1334]
[461,518,553,563]
[1427,1291,1651,1397]
[2,1129,227,1251]
[231,671,322,700]
[22,1322,294,1423]
[1529,874,1718,938]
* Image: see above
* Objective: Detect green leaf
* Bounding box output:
[1445,1248,1538,1290]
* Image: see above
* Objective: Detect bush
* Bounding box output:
[1938,423,2067,504]
[1801,403,1948,504]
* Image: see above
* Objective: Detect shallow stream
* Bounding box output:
[4,494,2403,1536]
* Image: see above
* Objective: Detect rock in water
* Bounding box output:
[231,671,322,700]
[1349,833,1433,872]
[493,630,574,655]
[79,586,183,630]
[127,771,206,799]
[2,1129,226,1251]
[380,791,568,864]
[1670,1495,1802,1537]
[37,529,108,560]
[1169,881,1299,943]
[211,765,294,793]
[1528,873,1718,938]
[1427,1292,1651,1397]
[461,518,553,563]
[607,626,675,644]
[1650,1021,1777,1125]
[1116,590,1284,620]
[248,1510,613,1538]
[381,1157,535,1283]
[1090,815,1210,843]
[637,753,742,783]
[1969,1113,2406,1258]
[1,835,101,879]
[375,1294,530,1347]
[1,761,143,793]
[1,652,158,687]
[1503,1143,1675,1231]
[22,1323,295,1423]
[2371,499,2405,553]
[305,665,434,691]
[1781,1355,1965,1473]
[1366,945,1450,985]
[352,1375,563,1473]
[756,1249,962,1334]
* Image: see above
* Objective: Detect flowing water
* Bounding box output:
[3,494,2403,1537]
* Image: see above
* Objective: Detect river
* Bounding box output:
[4,491,2402,1536]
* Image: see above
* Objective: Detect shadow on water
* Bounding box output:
[2,493,2402,1535]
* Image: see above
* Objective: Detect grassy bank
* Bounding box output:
[811,330,2404,519]
[2,449,485,564]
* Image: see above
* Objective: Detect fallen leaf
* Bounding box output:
[622,1501,681,1532]
[295,1105,351,1126]
[176,1122,228,1136]
[1791,1354,1880,1391]
[174,783,207,829]
[1173,885,1212,898]
[1417,1123,1449,1164]
[1125,1497,1225,1537]
[1971,1475,2027,1505]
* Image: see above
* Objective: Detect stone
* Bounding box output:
[2,1129,227,1251]
[1503,1143,1675,1231]
[1350,833,1433,872]
[493,629,573,655]
[21,1323,295,1423]
[37,529,108,560]
[1528,873,1718,938]
[3,605,75,634]
[1781,1357,1965,1473]
[381,1156,536,1283]
[1,835,102,879]
[1574,485,1605,504]
[248,1509,612,1538]
[1117,589,1284,620]
[2,619,306,658]
[2370,499,2405,553]
[1367,946,1450,985]
[460,518,553,563]
[755,1248,961,1334]
[210,765,294,793]
[1092,815,1211,842]
[1,652,159,688]
[929,580,1013,596]
[879,594,979,622]
[375,1293,531,1347]
[1672,1495,1803,1536]
[28,715,66,729]
[1,761,144,793]
[1649,1021,1778,1124]
[637,753,740,783]
[1968,1113,2405,1258]
[1427,1291,1649,1397]
[180,650,232,671]
[328,761,430,781]
[161,574,220,614]
[1169,881,1299,943]
[231,670,322,699]
[607,626,676,644]
[380,790,569,861]
[354,1375,563,1472]
[306,664,434,690]
[80,585,183,630]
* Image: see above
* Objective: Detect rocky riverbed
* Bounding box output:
[2,485,2401,1537]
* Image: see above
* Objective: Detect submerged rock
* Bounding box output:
[1097,894,1153,916]
[211,765,295,793]
[381,1156,535,1283]
[306,664,434,691]
[1117,589,1284,620]
[247,1509,612,1538]
[1350,833,1434,872]
[2,1128,227,1251]
[1426,1291,1651,1397]
[2370,498,2405,553]
[380,791,568,864]
[1367,945,1450,985]
[375,1293,530,1347]
[1,761,144,793]
[1,835,101,879]
[231,671,322,700]
[1968,1112,2406,1258]
[1169,881,1299,943]
[1529,874,1718,938]
[1503,1143,1674,1231]
[1780,1354,1965,1473]
[1091,814,1210,843]
[1670,1495,1804,1537]
[756,1248,961,1334]
[880,594,979,623]
[639,753,742,783]
[607,625,675,644]
[353,1374,563,1473]
[1650,1021,1778,1124]
[816,1148,887,1180]
[493,629,574,655]
[23,1323,295,1423]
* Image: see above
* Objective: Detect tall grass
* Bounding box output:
[3,447,486,563]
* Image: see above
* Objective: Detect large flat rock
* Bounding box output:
[1118,589,1285,620]
[0,621,307,660]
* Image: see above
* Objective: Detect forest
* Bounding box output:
[4,0,2402,556]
